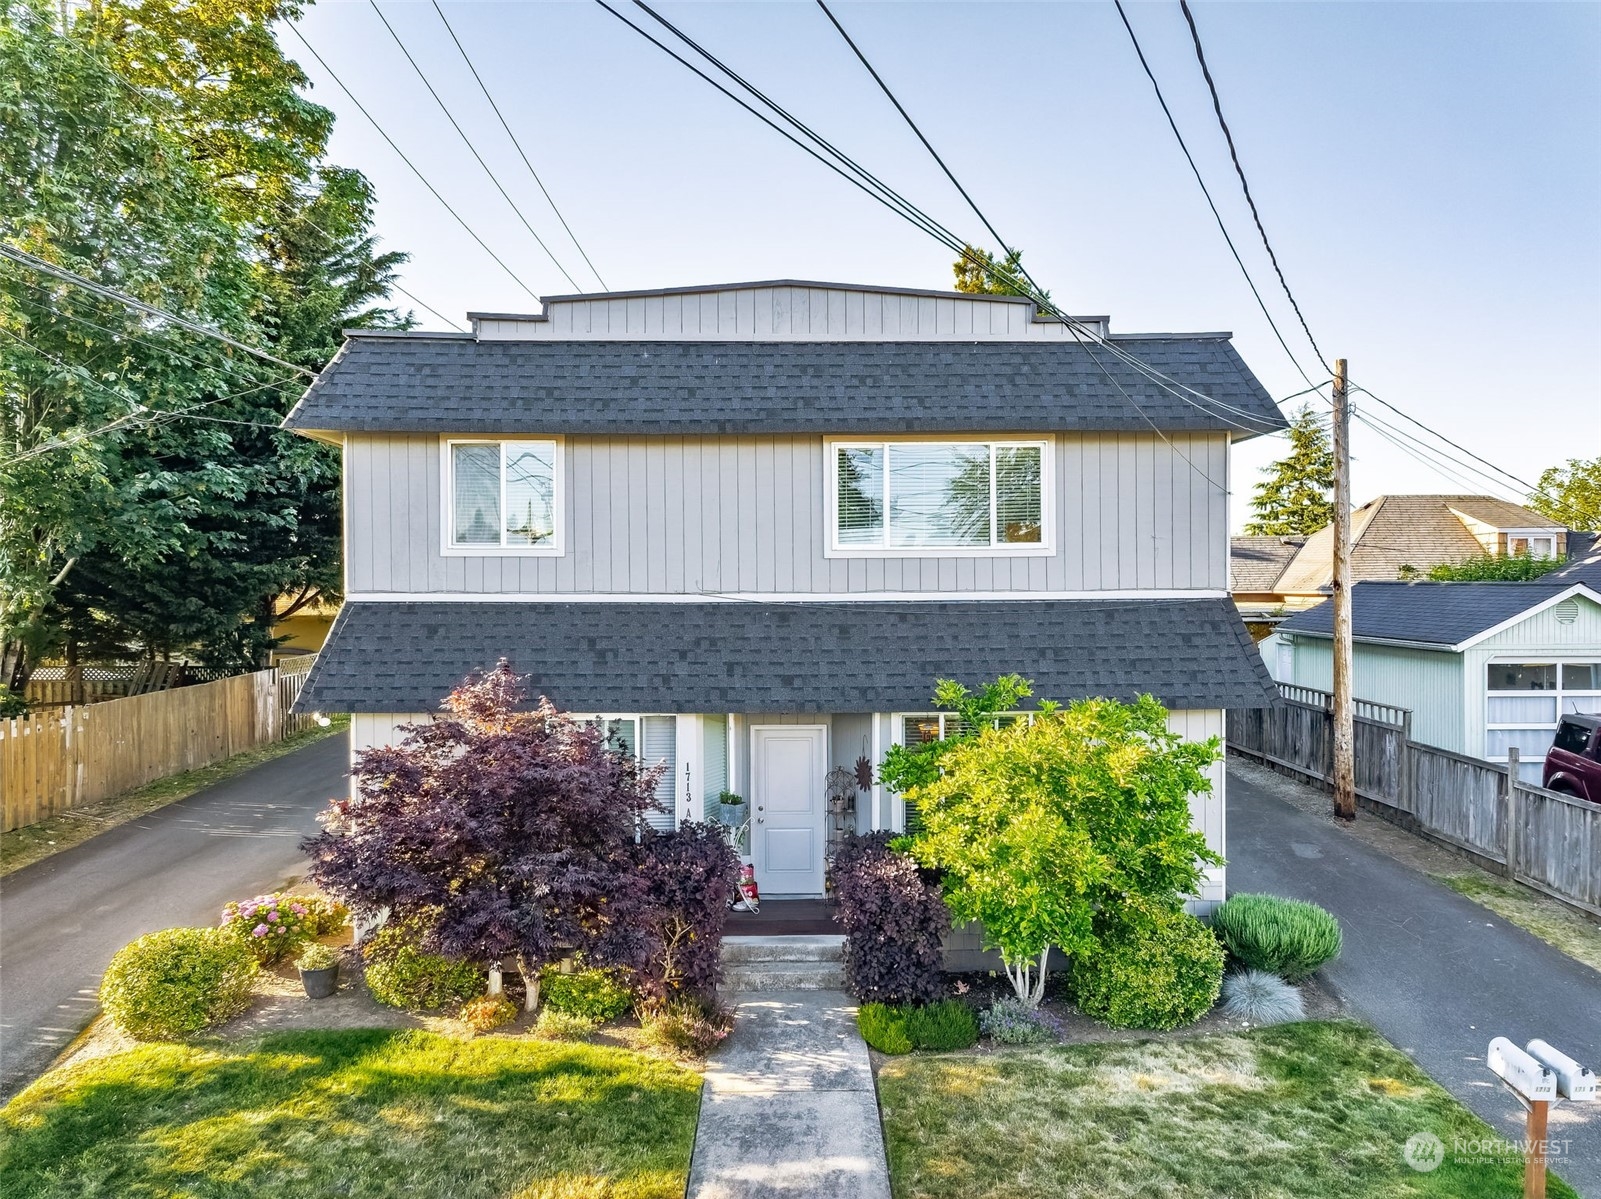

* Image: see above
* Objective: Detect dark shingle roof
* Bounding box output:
[1277,580,1597,647]
[1548,531,1601,587]
[1230,535,1305,592]
[283,337,1283,436]
[295,598,1278,714]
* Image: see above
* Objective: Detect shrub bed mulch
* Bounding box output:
[866,969,1344,1064]
[52,934,671,1085]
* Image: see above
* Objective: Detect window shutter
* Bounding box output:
[641,716,677,831]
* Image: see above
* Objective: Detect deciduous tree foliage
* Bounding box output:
[903,693,1221,1007]
[1531,456,1600,533]
[1,0,408,679]
[303,664,661,1010]
[1245,405,1335,536]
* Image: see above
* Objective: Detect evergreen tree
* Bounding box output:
[1245,405,1336,536]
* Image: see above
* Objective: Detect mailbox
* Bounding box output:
[1525,1040,1598,1102]
[1488,1038,1558,1101]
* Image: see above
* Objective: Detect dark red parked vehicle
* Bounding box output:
[1543,714,1601,803]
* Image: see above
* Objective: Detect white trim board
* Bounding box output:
[341,589,1231,604]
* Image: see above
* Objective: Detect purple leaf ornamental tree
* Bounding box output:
[303,662,662,1010]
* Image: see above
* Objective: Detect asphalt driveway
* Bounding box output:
[1228,762,1601,1197]
[0,732,348,1098]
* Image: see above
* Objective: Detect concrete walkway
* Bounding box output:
[1228,762,1601,1197]
[687,990,891,1199]
[0,732,348,1097]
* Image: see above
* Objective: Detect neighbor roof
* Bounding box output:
[1274,495,1530,594]
[282,337,1283,437]
[1443,496,1564,529]
[1277,580,1599,648]
[1230,535,1306,592]
[1547,531,1601,587]
[294,598,1279,714]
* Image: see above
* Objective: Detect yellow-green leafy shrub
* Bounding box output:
[100,928,258,1040]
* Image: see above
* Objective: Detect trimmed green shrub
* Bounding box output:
[860,1000,981,1054]
[1212,893,1342,982]
[858,1004,914,1055]
[539,967,634,1021]
[979,997,1062,1045]
[1072,909,1224,1031]
[461,993,518,1034]
[100,927,258,1040]
[639,997,734,1057]
[362,924,481,1013]
[903,1000,979,1051]
[534,1009,598,1041]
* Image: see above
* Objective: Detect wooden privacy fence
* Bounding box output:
[1,659,319,833]
[1230,683,1600,917]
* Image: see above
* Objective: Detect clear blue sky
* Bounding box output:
[287,1,1600,526]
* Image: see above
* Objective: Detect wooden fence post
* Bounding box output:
[1504,747,1521,881]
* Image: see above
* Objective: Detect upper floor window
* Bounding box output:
[445,438,562,553]
[828,438,1050,556]
[1508,534,1556,559]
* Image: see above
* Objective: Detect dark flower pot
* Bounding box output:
[300,964,340,999]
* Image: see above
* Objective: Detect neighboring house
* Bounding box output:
[1265,580,1601,781]
[285,279,1282,905]
[1230,495,1573,622]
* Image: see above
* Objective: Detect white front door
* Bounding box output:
[751,724,827,896]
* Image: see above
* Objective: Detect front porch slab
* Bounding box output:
[686,990,890,1199]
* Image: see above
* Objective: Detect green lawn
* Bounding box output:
[0,1028,702,1198]
[877,1020,1576,1199]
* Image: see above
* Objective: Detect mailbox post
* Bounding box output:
[1487,1037,1598,1199]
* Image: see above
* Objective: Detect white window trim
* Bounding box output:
[824,436,1055,558]
[1505,533,1557,559]
[441,436,565,556]
[1482,658,1601,765]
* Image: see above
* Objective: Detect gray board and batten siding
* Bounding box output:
[468,280,1104,342]
[342,431,1233,596]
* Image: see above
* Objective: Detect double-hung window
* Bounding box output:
[444,438,563,553]
[828,438,1051,555]
[578,715,678,831]
[1485,660,1601,781]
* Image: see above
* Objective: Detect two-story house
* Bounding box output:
[286,280,1282,908]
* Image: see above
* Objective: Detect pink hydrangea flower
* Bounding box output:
[267,911,279,923]
[290,905,307,916]
[252,924,269,937]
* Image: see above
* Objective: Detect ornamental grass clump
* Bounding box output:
[220,893,313,964]
[1072,908,1224,1031]
[534,1009,598,1041]
[100,927,258,1040]
[639,997,734,1058]
[1219,969,1306,1025]
[1212,893,1342,982]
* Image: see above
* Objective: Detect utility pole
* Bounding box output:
[1331,358,1356,822]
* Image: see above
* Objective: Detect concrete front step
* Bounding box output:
[721,934,844,965]
[722,960,848,992]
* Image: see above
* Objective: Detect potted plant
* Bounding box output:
[717,790,748,827]
[295,943,341,999]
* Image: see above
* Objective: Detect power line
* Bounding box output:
[1178,0,1329,373]
[605,1,1279,455]
[282,21,542,303]
[1110,0,1319,392]
[365,0,583,292]
[0,245,316,378]
[429,0,608,291]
